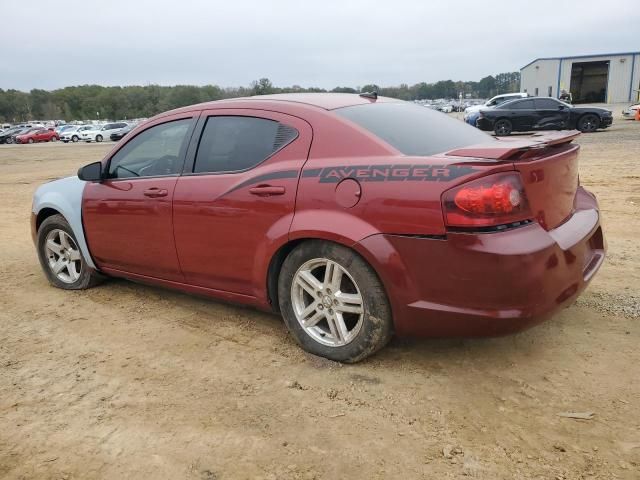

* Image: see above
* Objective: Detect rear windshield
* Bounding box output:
[334,102,493,156]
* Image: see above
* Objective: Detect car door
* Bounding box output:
[99,124,113,140]
[507,99,536,130]
[533,98,569,130]
[34,129,47,141]
[82,114,197,281]
[173,109,312,297]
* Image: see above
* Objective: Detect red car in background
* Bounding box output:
[31,93,605,363]
[16,128,59,144]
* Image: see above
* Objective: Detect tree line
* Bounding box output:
[0,72,519,122]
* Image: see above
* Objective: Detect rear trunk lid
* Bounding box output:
[446,131,581,230]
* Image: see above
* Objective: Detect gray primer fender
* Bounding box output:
[32,176,97,269]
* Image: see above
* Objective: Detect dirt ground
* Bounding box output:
[1,118,639,479]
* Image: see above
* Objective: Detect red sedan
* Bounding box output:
[16,128,59,144]
[31,93,605,362]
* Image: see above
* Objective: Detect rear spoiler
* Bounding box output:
[446,130,581,160]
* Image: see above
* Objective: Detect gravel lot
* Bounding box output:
[1,118,639,479]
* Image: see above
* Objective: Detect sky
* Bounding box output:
[0,0,637,91]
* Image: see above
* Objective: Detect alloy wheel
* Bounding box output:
[44,229,82,284]
[580,115,598,132]
[495,120,512,136]
[291,258,364,347]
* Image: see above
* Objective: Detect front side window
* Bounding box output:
[193,116,298,174]
[107,119,191,179]
[535,98,561,109]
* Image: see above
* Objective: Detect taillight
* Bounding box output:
[442,172,532,228]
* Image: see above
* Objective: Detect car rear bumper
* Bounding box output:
[354,187,605,337]
[476,118,494,131]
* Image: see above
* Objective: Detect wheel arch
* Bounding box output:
[32,176,97,269]
[265,234,374,314]
[36,207,62,231]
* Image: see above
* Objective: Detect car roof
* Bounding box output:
[166,93,402,116]
[494,93,527,98]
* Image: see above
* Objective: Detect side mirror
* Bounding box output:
[77,161,103,182]
[558,105,566,110]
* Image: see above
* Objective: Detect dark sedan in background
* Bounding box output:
[109,124,134,141]
[477,97,613,135]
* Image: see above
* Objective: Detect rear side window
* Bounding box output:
[334,102,492,156]
[500,99,534,110]
[193,116,298,174]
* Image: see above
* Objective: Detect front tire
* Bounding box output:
[578,114,600,133]
[6,137,13,144]
[37,214,103,290]
[278,240,393,363]
[72,135,79,142]
[494,119,512,136]
[96,134,103,142]
[28,138,34,144]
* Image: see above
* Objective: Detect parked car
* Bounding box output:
[31,93,605,363]
[477,97,613,135]
[80,122,129,143]
[9,127,41,144]
[56,124,76,136]
[110,124,134,141]
[60,125,93,143]
[15,128,59,144]
[464,110,482,127]
[0,127,29,144]
[464,93,530,118]
[622,103,640,119]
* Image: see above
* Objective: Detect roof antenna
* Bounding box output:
[359,91,378,100]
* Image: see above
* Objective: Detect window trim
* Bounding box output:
[183,113,299,177]
[103,115,197,182]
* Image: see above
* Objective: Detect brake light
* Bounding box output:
[442,172,532,228]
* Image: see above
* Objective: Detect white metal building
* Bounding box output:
[520,52,640,104]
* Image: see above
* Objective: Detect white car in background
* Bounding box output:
[80,122,128,143]
[60,125,93,143]
[622,103,639,119]
[464,93,530,116]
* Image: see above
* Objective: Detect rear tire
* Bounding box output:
[6,137,13,144]
[37,214,103,290]
[278,240,393,363]
[578,114,600,133]
[494,119,512,136]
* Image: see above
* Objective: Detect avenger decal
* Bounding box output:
[305,164,477,183]
[228,164,479,195]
